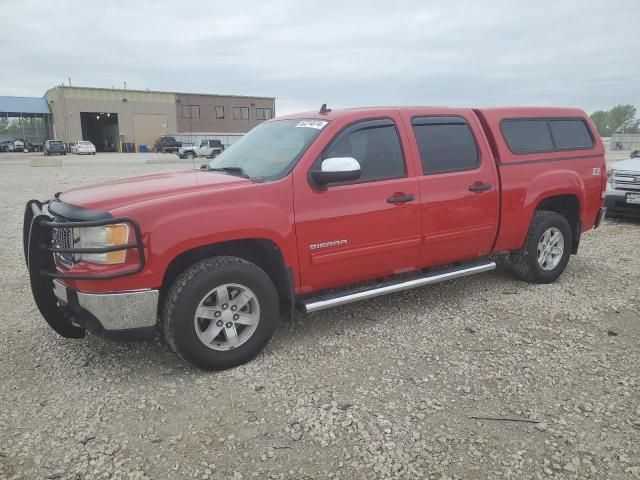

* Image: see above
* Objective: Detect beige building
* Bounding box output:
[44,86,275,152]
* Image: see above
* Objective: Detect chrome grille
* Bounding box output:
[53,218,75,266]
[612,170,640,192]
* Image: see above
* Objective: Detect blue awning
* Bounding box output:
[0,96,50,115]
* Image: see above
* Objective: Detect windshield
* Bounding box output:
[207,119,327,180]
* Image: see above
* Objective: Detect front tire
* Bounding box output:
[508,210,572,284]
[185,151,194,160]
[163,256,279,370]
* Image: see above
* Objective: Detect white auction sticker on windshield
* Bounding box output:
[295,120,328,130]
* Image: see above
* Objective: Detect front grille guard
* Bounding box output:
[24,200,146,281]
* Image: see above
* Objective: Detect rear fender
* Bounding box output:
[515,169,585,249]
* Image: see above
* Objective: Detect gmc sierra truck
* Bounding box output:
[24,106,607,370]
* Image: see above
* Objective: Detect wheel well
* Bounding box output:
[535,194,581,253]
[160,238,293,317]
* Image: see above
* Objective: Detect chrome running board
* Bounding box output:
[298,260,496,313]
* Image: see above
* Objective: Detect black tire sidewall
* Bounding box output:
[525,212,572,283]
[165,258,278,370]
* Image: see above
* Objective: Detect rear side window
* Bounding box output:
[501,118,594,154]
[322,119,406,182]
[549,120,593,149]
[412,117,479,174]
[501,120,554,153]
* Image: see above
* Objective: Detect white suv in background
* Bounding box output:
[71,141,96,155]
[606,151,640,219]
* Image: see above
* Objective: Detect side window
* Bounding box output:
[321,119,406,183]
[501,120,554,153]
[412,117,479,174]
[549,120,593,149]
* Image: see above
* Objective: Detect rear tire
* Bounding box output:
[508,210,572,284]
[185,151,194,160]
[163,256,279,370]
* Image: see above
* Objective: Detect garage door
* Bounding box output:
[133,114,168,148]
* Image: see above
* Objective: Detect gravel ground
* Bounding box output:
[1,152,639,480]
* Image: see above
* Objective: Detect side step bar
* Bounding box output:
[298,260,496,313]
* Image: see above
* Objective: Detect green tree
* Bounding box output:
[608,104,639,133]
[589,110,610,136]
[590,104,639,136]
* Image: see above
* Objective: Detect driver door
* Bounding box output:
[293,117,421,294]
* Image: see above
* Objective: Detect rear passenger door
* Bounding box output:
[406,113,500,267]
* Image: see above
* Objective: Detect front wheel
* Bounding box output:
[508,210,572,284]
[163,256,279,370]
[185,151,194,160]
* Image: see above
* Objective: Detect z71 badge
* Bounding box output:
[592,167,601,176]
[309,240,347,250]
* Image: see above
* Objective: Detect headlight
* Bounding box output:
[75,223,130,264]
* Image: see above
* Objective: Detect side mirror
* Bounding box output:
[310,157,361,188]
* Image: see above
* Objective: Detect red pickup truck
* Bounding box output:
[24,106,607,370]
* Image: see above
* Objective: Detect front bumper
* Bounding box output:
[605,190,640,218]
[23,199,155,340]
[52,280,158,339]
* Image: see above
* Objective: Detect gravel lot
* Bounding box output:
[1,152,639,480]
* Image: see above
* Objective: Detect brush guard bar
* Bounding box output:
[23,199,146,338]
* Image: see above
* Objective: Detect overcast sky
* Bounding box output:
[1,0,638,115]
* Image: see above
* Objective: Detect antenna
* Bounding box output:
[319,103,331,114]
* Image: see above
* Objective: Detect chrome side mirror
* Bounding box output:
[310,157,361,188]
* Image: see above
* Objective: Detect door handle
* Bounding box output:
[468,182,491,192]
[387,193,415,204]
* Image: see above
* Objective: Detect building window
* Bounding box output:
[256,108,273,120]
[215,106,225,119]
[233,107,249,120]
[182,105,200,118]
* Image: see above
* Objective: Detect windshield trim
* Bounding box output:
[207,118,330,182]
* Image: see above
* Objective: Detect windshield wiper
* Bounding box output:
[209,166,251,179]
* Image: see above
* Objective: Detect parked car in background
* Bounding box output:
[177,139,224,160]
[71,141,96,155]
[153,136,182,153]
[0,139,25,152]
[606,154,640,218]
[43,140,67,156]
[24,105,606,371]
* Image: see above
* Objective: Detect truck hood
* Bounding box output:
[612,157,640,172]
[58,170,250,213]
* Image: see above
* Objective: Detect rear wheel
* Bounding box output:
[163,256,279,370]
[211,150,220,159]
[185,151,195,160]
[508,210,572,283]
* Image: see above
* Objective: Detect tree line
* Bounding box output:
[589,105,639,137]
